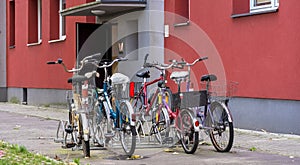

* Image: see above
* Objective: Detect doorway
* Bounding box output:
[76,22,113,88]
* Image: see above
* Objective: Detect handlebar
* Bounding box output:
[92,58,128,69]
[169,56,208,67]
[143,54,183,70]
[47,53,102,73]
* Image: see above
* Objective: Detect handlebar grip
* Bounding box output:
[118,58,128,61]
[47,61,56,65]
[84,53,101,59]
[143,54,149,65]
[199,56,208,61]
[57,58,63,64]
[143,63,153,68]
[90,53,101,59]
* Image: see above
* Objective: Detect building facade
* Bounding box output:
[4,0,164,105]
[164,0,300,134]
[3,0,300,134]
[0,1,7,102]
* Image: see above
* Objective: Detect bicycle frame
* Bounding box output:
[96,65,135,133]
[134,74,163,115]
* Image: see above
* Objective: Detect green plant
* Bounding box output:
[73,158,80,165]
[9,97,20,104]
[0,141,65,165]
[249,146,257,151]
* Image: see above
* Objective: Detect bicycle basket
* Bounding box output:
[113,83,130,100]
[200,81,238,101]
[172,90,207,110]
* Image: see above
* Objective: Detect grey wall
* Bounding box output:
[0,0,7,101]
[116,0,165,82]
[229,97,300,135]
[8,88,67,105]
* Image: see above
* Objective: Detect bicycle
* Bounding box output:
[131,55,200,154]
[130,55,173,145]
[170,57,236,152]
[48,53,101,157]
[91,58,137,156]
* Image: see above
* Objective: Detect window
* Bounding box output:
[232,0,279,18]
[28,0,42,45]
[250,0,279,13]
[9,0,15,48]
[49,0,66,42]
[174,0,190,24]
[60,0,66,39]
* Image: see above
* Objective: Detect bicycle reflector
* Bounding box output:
[194,120,200,127]
[129,82,135,98]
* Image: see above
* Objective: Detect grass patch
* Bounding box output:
[9,97,20,104]
[0,140,65,165]
[249,146,257,152]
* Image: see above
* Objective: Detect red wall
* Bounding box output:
[6,0,95,90]
[165,0,300,100]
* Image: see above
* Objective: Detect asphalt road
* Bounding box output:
[0,104,300,165]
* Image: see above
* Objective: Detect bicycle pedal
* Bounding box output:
[65,126,73,133]
[63,143,76,148]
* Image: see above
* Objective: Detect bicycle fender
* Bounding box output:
[184,109,199,132]
[121,100,136,126]
[193,117,200,132]
[220,102,233,123]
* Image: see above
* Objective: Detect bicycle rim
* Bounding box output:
[208,101,234,152]
[119,101,136,156]
[92,109,105,147]
[152,106,170,145]
[178,109,199,154]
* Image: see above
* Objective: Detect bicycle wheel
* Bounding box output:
[177,108,199,154]
[79,114,90,157]
[152,106,170,145]
[119,100,137,156]
[90,105,105,147]
[207,101,234,152]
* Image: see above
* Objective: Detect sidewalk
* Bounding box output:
[0,102,300,159]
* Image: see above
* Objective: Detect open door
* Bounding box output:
[76,22,112,88]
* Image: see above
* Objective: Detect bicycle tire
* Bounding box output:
[152,106,170,145]
[119,100,137,156]
[207,101,234,152]
[92,105,105,147]
[79,114,90,157]
[178,108,199,154]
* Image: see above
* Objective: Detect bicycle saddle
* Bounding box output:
[170,71,189,80]
[200,74,217,82]
[67,75,88,84]
[136,69,150,78]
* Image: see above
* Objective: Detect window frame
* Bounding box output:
[27,0,42,46]
[9,0,15,48]
[250,0,279,14]
[174,0,190,27]
[59,0,66,40]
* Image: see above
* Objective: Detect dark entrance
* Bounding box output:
[76,23,112,88]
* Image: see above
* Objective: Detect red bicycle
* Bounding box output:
[130,54,200,154]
